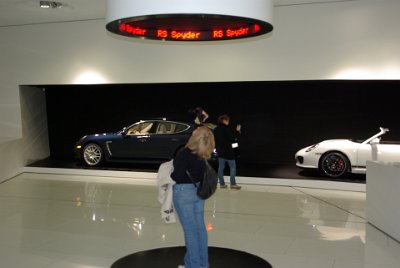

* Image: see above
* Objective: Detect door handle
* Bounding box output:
[137,135,149,142]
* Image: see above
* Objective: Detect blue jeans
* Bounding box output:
[218,158,237,185]
[173,184,208,268]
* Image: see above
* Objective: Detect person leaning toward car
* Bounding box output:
[171,126,215,268]
[189,107,217,130]
[213,114,241,190]
[194,107,209,125]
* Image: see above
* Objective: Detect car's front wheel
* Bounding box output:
[82,143,103,166]
[319,152,349,178]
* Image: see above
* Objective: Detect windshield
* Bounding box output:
[349,138,363,143]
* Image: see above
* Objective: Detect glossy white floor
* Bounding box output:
[1,172,399,268]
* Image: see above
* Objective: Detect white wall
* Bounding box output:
[0,86,49,182]
[366,161,400,242]
[0,0,399,181]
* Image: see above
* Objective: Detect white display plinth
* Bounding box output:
[366,161,400,241]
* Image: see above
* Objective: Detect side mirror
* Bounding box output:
[121,127,127,136]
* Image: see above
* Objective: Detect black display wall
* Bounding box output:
[44,80,400,165]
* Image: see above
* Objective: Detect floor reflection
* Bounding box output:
[0,173,398,268]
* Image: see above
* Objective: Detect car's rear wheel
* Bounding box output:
[83,143,103,166]
[319,152,349,178]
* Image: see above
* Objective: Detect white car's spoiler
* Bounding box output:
[362,127,389,144]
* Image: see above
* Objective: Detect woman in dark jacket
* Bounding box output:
[171,126,215,268]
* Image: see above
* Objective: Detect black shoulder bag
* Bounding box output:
[186,161,218,200]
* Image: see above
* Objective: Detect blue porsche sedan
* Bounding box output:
[74,118,200,166]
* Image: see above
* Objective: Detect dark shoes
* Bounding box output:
[230,184,242,190]
[220,184,241,189]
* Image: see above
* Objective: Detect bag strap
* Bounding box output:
[185,169,199,188]
[185,160,208,189]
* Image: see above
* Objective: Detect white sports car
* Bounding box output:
[295,127,400,178]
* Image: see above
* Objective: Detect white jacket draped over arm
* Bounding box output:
[157,160,176,223]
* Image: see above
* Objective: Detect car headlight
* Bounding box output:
[305,143,319,152]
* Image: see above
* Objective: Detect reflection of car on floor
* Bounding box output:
[75,118,201,167]
[295,127,400,178]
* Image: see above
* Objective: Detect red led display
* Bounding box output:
[119,24,258,40]
[107,14,273,41]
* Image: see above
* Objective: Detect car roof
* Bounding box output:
[139,116,195,124]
